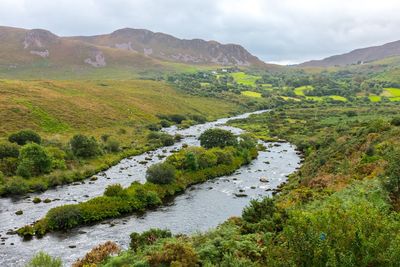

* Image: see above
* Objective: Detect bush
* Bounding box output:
[199,128,237,148]
[73,241,120,267]
[104,184,125,197]
[105,138,120,153]
[391,117,400,126]
[148,240,199,266]
[147,123,162,131]
[3,177,29,195]
[160,134,175,146]
[70,134,100,158]
[169,114,187,124]
[0,142,19,159]
[17,143,52,178]
[130,228,172,251]
[160,120,171,127]
[146,162,176,184]
[9,130,41,146]
[26,252,62,267]
[46,204,83,230]
[0,157,18,176]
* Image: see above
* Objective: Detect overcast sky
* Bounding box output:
[1,0,400,64]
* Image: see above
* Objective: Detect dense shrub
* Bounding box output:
[46,204,83,230]
[199,128,237,148]
[3,177,29,195]
[0,157,18,176]
[147,123,162,131]
[26,252,62,267]
[168,114,187,124]
[73,241,120,267]
[105,138,120,153]
[0,142,19,159]
[104,184,125,197]
[17,143,52,178]
[70,134,101,158]
[391,116,400,126]
[148,240,199,267]
[146,163,176,184]
[8,130,41,145]
[147,132,175,146]
[130,228,172,251]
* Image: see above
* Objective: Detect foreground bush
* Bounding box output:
[26,252,62,267]
[148,240,199,267]
[146,162,176,184]
[9,130,41,145]
[73,241,120,267]
[130,228,172,251]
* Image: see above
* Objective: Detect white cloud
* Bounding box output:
[0,0,400,63]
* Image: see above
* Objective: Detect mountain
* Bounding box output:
[300,40,400,67]
[0,26,265,77]
[70,28,264,66]
[0,26,162,70]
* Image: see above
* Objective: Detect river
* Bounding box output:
[0,110,301,266]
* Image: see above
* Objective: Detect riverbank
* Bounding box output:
[17,142,258,237]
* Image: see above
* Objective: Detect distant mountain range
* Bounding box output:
[0,26,265,70]
[300,40,400,67]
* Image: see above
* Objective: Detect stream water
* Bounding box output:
[0,110,301,266]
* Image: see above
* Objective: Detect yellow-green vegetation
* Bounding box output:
[294,85,313,96]
[329,95,347,101]
[383,88,400,97]
[100,103,400,266]
[0,79,242,138]
[231,72,261,86]
[241,90,262,98]
[18,132,258,237]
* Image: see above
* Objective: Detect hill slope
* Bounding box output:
[300,40,400,67]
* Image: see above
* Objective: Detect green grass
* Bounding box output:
[329,95,347,101]
[231,72,261,86]
[384,88,400,97]
[369,95,382,102]
[241,91,262,98]
[294,86,313,96]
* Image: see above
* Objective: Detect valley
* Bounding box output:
[0,22,399,267]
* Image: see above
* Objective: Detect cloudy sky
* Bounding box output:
[1,0,400,64]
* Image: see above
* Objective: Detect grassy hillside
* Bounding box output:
[0,79,243,139]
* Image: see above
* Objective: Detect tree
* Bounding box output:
[17,143,52,178]
[199,128,237,148]
[70,134,100,158]
[9,130,41,145]
[146,162,176,184]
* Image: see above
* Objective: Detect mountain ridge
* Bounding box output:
[299,39,400,67]
[0,25,266,72]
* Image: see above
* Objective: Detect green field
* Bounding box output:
[231,72,261,86]
[241,90,262,98]
[294,85,313,96]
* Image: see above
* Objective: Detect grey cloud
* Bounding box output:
[1,0,400,64]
